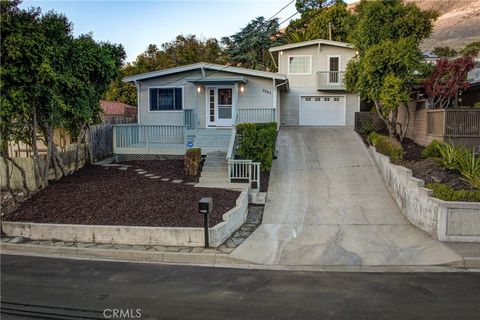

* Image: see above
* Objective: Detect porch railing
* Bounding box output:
[113,124,186,154]
[427,109,480,137]
[184,108,197,131]
[237,108,276,124]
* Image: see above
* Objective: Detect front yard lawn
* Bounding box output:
[3,160,240,227]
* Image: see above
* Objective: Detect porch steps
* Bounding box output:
[193,129,232,154]
[199,151,230,184]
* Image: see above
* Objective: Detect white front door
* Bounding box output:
[207,87,234,127]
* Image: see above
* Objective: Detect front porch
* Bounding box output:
[113,107,276,156]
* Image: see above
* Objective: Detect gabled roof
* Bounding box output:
[123,62,288,82]
[100,100,136,115]
[268,39,354,52]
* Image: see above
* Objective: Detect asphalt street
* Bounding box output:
[1,254,480,320]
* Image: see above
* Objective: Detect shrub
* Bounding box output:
[456,148,480,190]
[184,148,202,177]
[236,122,277,171]
[358,119,375,135]
[427,182,480,202]
[421,140,442,159]
[367,131,380,145]
[372,134,404,164]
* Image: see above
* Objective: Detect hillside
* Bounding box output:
[408,0,480,50]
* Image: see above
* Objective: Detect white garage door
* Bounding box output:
[299,96,346,126]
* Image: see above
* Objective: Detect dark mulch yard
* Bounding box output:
[400,139,470,190]
[3,160,240,228]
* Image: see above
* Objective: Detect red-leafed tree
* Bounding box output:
[423,56,476,109]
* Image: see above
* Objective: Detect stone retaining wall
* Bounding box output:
[369,146,480,242]
[2,191,249,247]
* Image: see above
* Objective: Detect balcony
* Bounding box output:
[316,71,346,90]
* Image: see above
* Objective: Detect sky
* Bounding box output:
[19,0,355,62]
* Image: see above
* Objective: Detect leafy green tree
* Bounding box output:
[295,0,335,15]
[460,41,480,57]
[287,0,352,42]
[1,0,124,193]
[346,0,437,140]
[432,46,458,58]
[222,16,280,70]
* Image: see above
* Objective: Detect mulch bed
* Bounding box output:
[3,160,240,228]
[400,139,471,190]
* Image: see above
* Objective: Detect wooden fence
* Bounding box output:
[427,109,480,137]
[87,123,113,162]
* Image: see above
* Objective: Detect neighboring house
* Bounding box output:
[100,100,137,124]
[422,51,439,64]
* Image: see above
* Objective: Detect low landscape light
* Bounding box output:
[199,197,213,248]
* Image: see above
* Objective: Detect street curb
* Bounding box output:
[2,243,479,273]
[0,243,248,266]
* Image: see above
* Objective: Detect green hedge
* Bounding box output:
[426,182,480,202]
[369,132,404,164]
[236,122,277,171]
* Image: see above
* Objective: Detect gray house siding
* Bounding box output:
[137,69,278,128]
[276,43,359,126]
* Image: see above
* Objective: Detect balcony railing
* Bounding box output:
[316,71,346,90]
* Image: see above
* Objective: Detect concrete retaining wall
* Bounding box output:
[2,191,249,247]
[369,146,480,242]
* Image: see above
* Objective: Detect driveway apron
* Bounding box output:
[232,127,462,266]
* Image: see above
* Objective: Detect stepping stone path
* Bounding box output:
[118,167,128,171]
[144,174,154,177]
[134,169,144,172]
[137,171,147,175]
[149,176,161,179]
[172,180,183,183]
[161,178,170,181]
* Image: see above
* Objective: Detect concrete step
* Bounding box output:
[199,147,229,154]
[202,166,227,172]
[198,177,230,183]
[200,172,228,179]
[194,182,249,191]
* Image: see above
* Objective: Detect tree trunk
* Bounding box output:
[373,100,396,138]
[398,102,410,143]
[73,124,87,172]
[2,156,18,204]
[1,150,32,196]
[31,105,46,189]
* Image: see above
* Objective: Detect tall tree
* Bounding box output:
[287,0,350,41]
[222,16,280,70]
[345,0,437,140]
[1,0,124,194]
[460,41,480,57]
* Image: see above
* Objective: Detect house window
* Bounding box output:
[149,88,183,111]
[334,97,340,101]
[289,56,311,74]
[324,97,330,101]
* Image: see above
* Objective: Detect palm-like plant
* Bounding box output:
[457,149,480,190]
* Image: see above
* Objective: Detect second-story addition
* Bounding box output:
[269,39,360,126]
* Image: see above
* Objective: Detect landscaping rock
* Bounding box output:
[149,176,161,179]
[172,180,183,183]
[144,174,154,177]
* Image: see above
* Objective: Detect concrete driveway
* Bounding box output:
[232,127,462,266]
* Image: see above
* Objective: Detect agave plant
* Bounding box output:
[457,148,480,190]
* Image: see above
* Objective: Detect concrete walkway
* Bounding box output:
[232,127,462,266]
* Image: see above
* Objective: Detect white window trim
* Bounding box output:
[327,55,342,72]
[287,55,312,75]
[147,86,185,112]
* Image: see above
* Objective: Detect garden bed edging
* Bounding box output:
[1,191,249,247]
[368,146,480,242]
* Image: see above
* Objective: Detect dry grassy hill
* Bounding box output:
[408,0,480,50]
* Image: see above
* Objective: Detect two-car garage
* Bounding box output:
[299,96,346,126]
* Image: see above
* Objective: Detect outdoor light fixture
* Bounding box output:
[240,86,245,92]
[280,50,283,56]
[197,86,201,93]
[199,197,213,248]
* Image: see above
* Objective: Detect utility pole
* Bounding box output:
[328,22,332,41]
